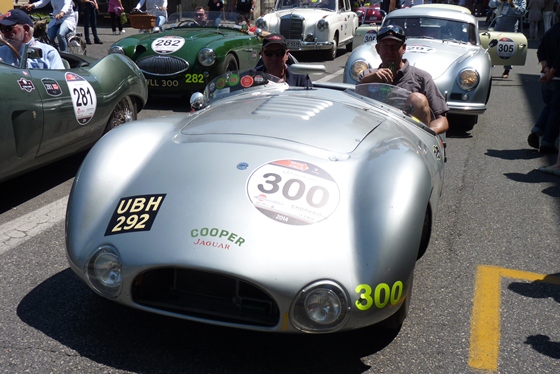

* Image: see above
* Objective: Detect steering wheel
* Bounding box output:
[0,37,22,62]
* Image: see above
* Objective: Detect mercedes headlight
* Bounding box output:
[109,45,125,55]
[290,280,350,333]
[198,48,216,66]
[86,245,122,298]
[317,19,329,31]
[457,68,479,91]
[350,60,370,82]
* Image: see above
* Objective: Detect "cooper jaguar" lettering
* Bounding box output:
[191,228,245,246]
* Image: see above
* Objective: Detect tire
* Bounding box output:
[221,54,238,74]
[67,35,86,56]
[104,96,137,133]
[448,113,477,133]
[325,35,338,61]
[345,39,353,53]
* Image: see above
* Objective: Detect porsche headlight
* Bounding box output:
[255,18,267,30]
[290,280,350,333]
[198,48,216,66]
[109,45,125,55]
[457,68,479,91]
[350,59,370,82]
[86,245,122,298]
[317,19,329,31]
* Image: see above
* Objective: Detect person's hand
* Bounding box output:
[55,11,65,19]
[21,3,34,11]
[360,68,393,84]
[162,6,167,10]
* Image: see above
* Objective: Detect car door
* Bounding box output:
[0,63,45,181]
[479,30,528,66]
[340,0,354,43]
[26,66,105,157]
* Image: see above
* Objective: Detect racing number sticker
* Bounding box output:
[363,30,377,44]
[496,37,515,60]
[65,72,97,125]
[247,160,340,225]
[152,36,185,54]
[105,194,166,236]
[355,281,403,310]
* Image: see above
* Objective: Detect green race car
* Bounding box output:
[0,39,148,183]
[109,11,264,98]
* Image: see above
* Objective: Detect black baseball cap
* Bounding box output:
[0,9,33,28]
[377,25,406,43]
[263,33,287,49]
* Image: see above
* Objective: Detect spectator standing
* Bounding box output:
[233,0,255,19]
[494,0,526,78]
[527,20,560,154]
[134,0,168,30]
[208,0,224,13]
[527,0,544,40]
[543,0,555,33]
[108,0,125,35]
[23,0,77,52]
[82,0,103,44]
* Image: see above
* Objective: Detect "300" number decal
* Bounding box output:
[355,281,403,310]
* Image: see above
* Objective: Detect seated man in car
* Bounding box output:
[359,25,449,134]
[0,9,64,69]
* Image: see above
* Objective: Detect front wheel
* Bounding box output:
[104,96,137,133]
[67,35,86,55]
[221,54,238,74]
[325,36,338,61]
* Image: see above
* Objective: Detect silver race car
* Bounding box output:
[66,66,445,334]
[344,4,528,130]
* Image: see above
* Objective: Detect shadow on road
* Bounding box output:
[17,269,399,373]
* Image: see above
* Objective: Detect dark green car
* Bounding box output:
[109,11,264,98]
[0,39,148,183]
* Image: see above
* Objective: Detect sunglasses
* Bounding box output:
[195,13,204,17]
[0,24,17,33]
[263,50,286,57]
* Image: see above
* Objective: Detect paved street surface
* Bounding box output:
[0,20,559,374]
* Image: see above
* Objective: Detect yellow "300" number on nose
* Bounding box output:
[355,281,403,310]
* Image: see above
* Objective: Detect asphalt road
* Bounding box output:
[0,23,559,373]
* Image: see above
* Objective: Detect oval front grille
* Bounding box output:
[280,15,303,40]
[136,55,189,76]
[132,268,280,327]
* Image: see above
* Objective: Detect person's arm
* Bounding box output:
[135,0,146,10]
[161,0,168,10]
[358,68,393,84]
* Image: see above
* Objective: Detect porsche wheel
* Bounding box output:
[222,54,239,74]
[325,35,338,61]
[105,96,137,133]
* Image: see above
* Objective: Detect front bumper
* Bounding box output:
[446,101,487,116]
[286,39,334,51]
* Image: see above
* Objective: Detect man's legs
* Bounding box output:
[57,22,70,51]
[47,23,60,49]
[84,6,92,43]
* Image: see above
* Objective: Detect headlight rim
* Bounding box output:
[350,59,371,82]
[457,68,480,91]
[86,245,123,298]
[108,45,125,55]
[198,48,217,67]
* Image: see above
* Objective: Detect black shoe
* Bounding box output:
[539,145,559,154]
[94,40,103,45]
[527,132,539,149]
[86,40,92,45]
[502,69,510,78]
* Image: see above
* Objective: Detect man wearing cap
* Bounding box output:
[255,33,311,87]
[359,25,449,134]
[0,9,64,69]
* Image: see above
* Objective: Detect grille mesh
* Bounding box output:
[280,15,304,40]
[136,55,189,76]
[132,268,280,327]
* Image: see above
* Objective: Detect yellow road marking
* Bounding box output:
[469,265,560,371]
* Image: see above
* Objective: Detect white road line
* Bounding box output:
[0,197,67,256]
[316,68,345,83]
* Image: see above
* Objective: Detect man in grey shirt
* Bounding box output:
[359,25,449,135]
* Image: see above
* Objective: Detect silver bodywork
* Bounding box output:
[344,5,528,124]
[66,72,445,333]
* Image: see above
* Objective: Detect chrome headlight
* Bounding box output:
[255,18,267,30]
[317,19,329,31]
[109,45,125,55]
[290,280,350,333]
[198,48,216,66]
[457,68,479,91]
[86,245,122,298]
[350,59,370,82]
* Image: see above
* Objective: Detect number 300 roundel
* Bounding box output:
[247,160,340,225]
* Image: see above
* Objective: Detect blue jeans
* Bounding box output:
[83,5,100,42]
[532,80,560,147]
[47,21,69,52]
